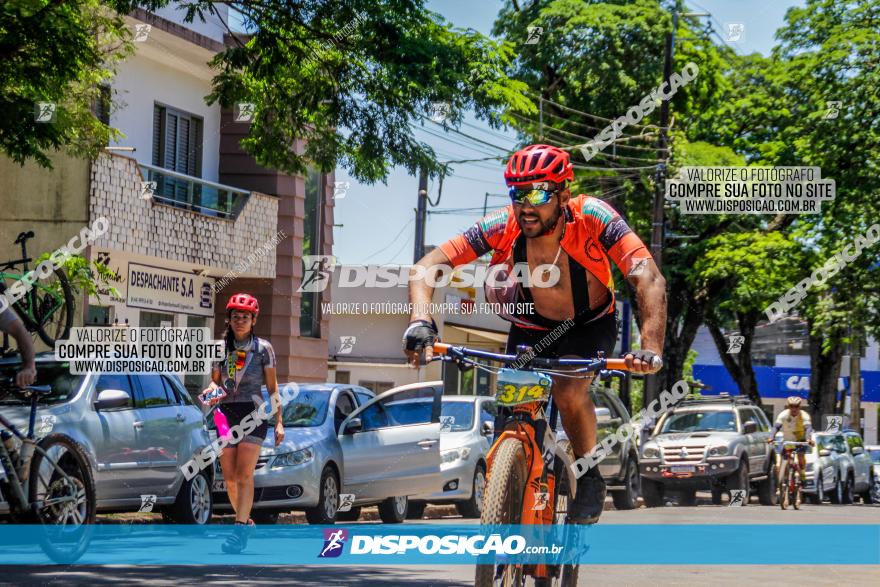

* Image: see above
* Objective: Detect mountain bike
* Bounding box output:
[773,440,810,510]
[432,342,631,587]
[0,231,74,348]
[0,377,95,562]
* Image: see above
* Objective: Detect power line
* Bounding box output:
[362,218,415,262]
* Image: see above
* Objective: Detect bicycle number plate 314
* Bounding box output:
[495,369,553,406]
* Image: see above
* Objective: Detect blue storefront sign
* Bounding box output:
[692,364,880,402]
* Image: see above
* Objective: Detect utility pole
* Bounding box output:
[850,325,862,434]
[644,10,677,408]
[413,168,428,263]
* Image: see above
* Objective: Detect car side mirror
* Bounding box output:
[481,421,494,436]
[851,446,864,456]
[743,421,758,434]
[595,407,611,422]
[818,449,831,457]
[343,417,363,435]
[94,389,131,411]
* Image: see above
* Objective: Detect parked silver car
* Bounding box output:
[842,431,874,503]
[802,432,844,503]
[406,395,495,519]
[0,356,214,524]
[211,381,443,524]
[866,445,880,503]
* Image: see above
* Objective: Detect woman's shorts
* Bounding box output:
[217,402,268,446]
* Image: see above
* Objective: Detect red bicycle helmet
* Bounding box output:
[504,144,574,187]
[227,293,259,316]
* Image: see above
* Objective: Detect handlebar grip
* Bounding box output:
[605,358,629,370]
[433,342,451,355]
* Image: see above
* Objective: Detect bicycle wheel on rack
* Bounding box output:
[28,267,74,346]
[475,438,527,587]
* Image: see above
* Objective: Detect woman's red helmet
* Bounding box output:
[504,144,574,187]
[226,293,259,317]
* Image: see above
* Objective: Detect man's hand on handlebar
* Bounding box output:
[622,350,663,374]
[403,319,438,368]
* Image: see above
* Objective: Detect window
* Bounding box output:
[136,374,173,408]
[335,371,350,384]
[479,401,497,425]
[846,434,863,450]
[299,168,325,338]
[95,374,134,409]
[334,391,356,431]
[354,390,373,406]
[140,311,174,328]
[152,103,203,178]
[184,315,209,397]
[359,386,436,432]
[86,305,112,326]
[358,380,394,394]
[749,408,769,432]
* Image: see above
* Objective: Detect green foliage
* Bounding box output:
[0,0,136,167]
[34,252,120,301]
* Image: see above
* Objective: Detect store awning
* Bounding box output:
[446,324,509,345]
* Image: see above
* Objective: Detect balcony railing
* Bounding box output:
[139,163,249,219]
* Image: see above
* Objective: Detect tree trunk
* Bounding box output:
[705,310,761,405]
[808,321,845,427]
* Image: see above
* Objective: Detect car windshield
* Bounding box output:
[868,449,880,464]
[660,410,737,433]
[816,436,837,451]
[0,363,84,405]
[278,390,329,427]
[439,401,475,432]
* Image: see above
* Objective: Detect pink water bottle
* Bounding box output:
[213,408,231,439]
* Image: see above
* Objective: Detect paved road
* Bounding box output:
[9,501,880,586]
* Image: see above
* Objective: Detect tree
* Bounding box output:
[2,1,533,181]
[0,0,140,167]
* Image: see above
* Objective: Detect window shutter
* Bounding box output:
[164,111,178,170]
[152,104,165,167]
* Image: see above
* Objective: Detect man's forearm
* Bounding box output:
[10,320,35,367]
[408,249,453,323]
[633,267,667,353]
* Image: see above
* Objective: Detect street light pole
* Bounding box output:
[413,168,428,263]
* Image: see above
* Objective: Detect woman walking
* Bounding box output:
[201,293,284,553]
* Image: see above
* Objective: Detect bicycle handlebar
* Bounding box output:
[771,440,812,445]
[432,342,631,371]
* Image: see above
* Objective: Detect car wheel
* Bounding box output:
[676,489,697,507]
[815,474,825,504]
[336,506,362,522]
[860,473,875,504]
[725,459,749,505]
[640,477,664,508]
[611,457,640,510]
[829,474,844,504]
[456,463,487,518]
[378,496,408,523]
[842,474,855,504]
[757,462,777,506]
[305,466,339,524]
[167,469,212,525]
[406,501,427,519]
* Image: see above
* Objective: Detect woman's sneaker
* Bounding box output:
[221,522,249,554]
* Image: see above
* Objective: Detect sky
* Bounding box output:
[333,0,805,266]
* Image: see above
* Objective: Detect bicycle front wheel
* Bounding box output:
[778,461,788,510]
[28,434,96,562]
[476,438,527,587]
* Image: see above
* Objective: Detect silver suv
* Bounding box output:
[639,395,776,506]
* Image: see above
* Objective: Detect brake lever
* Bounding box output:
[597,369,626,381]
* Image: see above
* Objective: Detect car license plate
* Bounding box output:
[495,369,553,406]
[212,479,227,492]
[670,465,695,473]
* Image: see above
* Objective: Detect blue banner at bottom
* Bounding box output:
[1,524,878,565]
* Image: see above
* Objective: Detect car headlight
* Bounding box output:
[272,447,314,467]
[708,446,729,457]
[642,447,660,459]
[441,447,471,464]
[805,463,814,472]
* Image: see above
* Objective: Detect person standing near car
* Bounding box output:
[0,306,36,387]
[201,293,284,553]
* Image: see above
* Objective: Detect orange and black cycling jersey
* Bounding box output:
[438,194,651,331]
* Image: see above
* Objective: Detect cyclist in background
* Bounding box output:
[0,306,36,387]
[768,396,814,482]
[404,144,667,523]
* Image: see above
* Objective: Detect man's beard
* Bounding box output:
[517,203,562,238]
